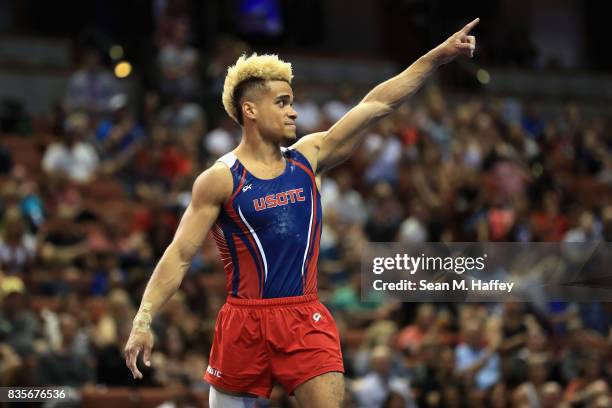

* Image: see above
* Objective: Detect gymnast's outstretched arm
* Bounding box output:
[293,18,479,174]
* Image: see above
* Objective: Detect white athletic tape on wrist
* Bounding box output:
[133,302,153,333]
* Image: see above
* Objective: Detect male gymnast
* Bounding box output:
[126,18,479,408]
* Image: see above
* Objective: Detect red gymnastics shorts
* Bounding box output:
[204,293,344,398]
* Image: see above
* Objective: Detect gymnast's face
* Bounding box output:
[245,80,298,143]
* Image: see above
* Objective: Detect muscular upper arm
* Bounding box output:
[292,101,391,175]
[171,162,232,262]
[289,133,325,190]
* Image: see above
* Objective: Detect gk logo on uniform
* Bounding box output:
[312,313,322,323]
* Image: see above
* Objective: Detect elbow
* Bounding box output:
[376,102,395,119]
[169,241,195,267]
[156,242,193,280]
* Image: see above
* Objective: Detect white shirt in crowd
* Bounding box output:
[203,128,237,156]
[42,142,99,183]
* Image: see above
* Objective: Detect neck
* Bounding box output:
[236,127,283,164]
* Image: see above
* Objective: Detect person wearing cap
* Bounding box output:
[95,94,145,174]
[0,275,38,358]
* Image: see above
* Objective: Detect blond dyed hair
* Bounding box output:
[222,53,293,124]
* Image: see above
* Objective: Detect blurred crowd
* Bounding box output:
[0,12,611,408]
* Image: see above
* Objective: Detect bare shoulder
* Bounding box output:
[191,162,233,207]
[289,131,327,173]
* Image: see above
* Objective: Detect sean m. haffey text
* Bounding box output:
[372,253,487,275]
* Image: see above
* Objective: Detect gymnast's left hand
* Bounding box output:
[432,17,479,64]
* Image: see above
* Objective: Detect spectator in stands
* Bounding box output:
[158,136,195,184]
[564,354,607,404]
[521,102,545,139]
[95,94,145,174]
[154,0,192,48]
[42,112,99,183]
[540,382,564,408]
[89,251,126,296]
[65,48,118,115]
[39,205,88,266]
[397,303,436,354]
[421,90,453,154]
[0,343,22,386]
[498,302,529,357]
[514,355,558,408]
[142,90,161,131]
[563,209,601,242]
[151,325,189,385]
[397,200,429,243]
[1,180,20,220]
[0,276,38,357]
[321,168,367,226]
[364,119,403,185]
[204,36,250,100]
[159,91,205,134]
[455,319,500,391]
[439,383,463,408]
[158,20,199,98]
[352,345,415,408]
[530,190,569,241]
[0,207,36,274]
[411,341,446,407]
[323,83,355,123]
[364,182,404,242]
[202,116,239,158]
[512,326,552,385]
[35,313,93,386]
[17,177,45,231]
[292,84,323,134]
[91,289,135,349]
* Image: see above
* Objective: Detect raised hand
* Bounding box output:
[433,18,479,65]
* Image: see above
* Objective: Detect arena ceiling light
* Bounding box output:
[114,61,132,78]
[109,45,124,60]
[477,68,490,84]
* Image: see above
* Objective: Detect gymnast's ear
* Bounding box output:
[242,101,257,121]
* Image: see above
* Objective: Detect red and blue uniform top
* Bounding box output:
[212,148,322,299]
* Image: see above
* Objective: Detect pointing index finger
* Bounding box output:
[462,18,480,34]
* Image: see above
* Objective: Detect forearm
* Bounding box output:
[133,243,192,330]
[362,50,441,110]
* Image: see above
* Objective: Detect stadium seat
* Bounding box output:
[137,388,173,408]
[30,296,61,313]
[1,135,41,173]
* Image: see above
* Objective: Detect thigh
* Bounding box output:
[205,305,273,398]
[293,371,345,408]
[268,302,344,394]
